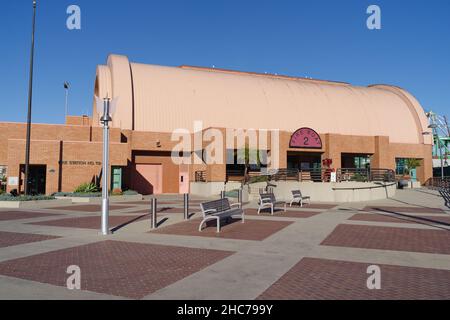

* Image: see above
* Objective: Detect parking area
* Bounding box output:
[0,189,449,300]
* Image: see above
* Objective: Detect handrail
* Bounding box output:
[225,167,396,183]
[424,177,450,189]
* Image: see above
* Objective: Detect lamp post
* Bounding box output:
[100,98,112,235]
[64,82,70,118]
[24,0,37,195]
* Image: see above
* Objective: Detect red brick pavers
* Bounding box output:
[364,206,445,214]
[129,208,186,215]
[0,231,60,248]
[116,201,150,205]
[349,213,450,225]
[0,211,62,221]
[49,205,134,212]
[29,215,148,230]
[245,209,320,219]
[258,258,450,300]
[292,203,337,210]
[0,240,233,299]
[321,224,450,254]
[152,219,293,241]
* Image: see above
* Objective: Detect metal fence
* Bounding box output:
[224,167,396,184]
[336,168,396,183]
[424,177,450,189]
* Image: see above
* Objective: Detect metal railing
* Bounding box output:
[336,168,395,183]
[424,177,450,189]
[223,167,396,184]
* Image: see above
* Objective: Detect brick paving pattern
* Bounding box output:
[29,215,148,230]
[292,203,337,210]
[245,209,320,218]
[0,211,62,221]
[130,208,187,215]
[116,201,150,205]
[152,218,293,241]
[349,213,450,226]
[258,258,450,300]
[321,224,450,254]
[0,231,60,248]
[364,206,445,214]
[49,204,134,212]
[0,240,233,299]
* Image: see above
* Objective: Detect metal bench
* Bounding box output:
[258,193,287,215]
[199,198,245,233]
[290,189,311,207]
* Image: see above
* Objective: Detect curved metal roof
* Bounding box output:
[93,54,431,145]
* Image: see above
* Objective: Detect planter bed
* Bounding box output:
[55,194,143,204]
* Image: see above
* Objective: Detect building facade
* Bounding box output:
[0,54,433,195]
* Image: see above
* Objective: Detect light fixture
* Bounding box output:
[95,95,118,236]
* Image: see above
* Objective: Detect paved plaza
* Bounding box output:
[0,189,449,300]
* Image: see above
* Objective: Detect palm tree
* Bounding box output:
[236,146,262,184]
[404,158,421,176]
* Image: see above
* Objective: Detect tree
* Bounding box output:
[404,158,421,175]
[236,146,262,184]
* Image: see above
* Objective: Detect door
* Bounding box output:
[179,165,190,194]
[111,167,123,190]
[20,165,46,195]
[132,164,163,195]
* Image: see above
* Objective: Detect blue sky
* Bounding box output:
[1,0,449,124]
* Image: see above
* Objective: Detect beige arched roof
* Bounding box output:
[94,54,432,145]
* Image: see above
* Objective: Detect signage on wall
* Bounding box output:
[289,128,322,149]
[61,161,102,166]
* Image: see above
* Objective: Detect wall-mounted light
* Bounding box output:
[156,140,162,148]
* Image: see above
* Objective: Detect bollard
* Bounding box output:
[184,193,189,220]
[151,198,157,229]
[220,191,226,199]
[238,189,243,208]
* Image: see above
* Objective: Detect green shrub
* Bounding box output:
[0,194,55,202]
[53,192,102,198]
[248,175,269,184]
[74,182,99,193]
[351,173,367,182]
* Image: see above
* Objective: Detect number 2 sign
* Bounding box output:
[289,128,322,149]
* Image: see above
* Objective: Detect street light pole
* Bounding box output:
[64,82,70,119]
[24,0,37,195]
[101,98,112,235]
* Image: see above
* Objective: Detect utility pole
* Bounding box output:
[24,0,37,195]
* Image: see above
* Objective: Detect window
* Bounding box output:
[396,158,406,175]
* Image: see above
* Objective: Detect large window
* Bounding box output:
[396,158,407,175]
[341,154,371,169]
